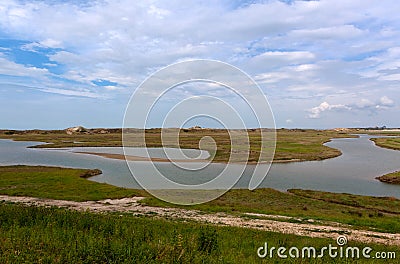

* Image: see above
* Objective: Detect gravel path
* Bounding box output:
[1,195,399,246]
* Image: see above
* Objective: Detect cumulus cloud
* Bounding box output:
[353,96,396,110]
[308,102,351,119]
[308,96,396,119]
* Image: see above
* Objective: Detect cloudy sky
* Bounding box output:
[0,0,399,129]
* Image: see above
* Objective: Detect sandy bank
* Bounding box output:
[76,152,210,163]
[75,151,295,164]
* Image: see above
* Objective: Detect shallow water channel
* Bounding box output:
[0,134,399,198]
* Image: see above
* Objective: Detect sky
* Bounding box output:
[0,0,399,129]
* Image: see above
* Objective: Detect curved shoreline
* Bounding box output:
[75,151,210,163]
[67,135,353,164]
[0,128,359,164]
[370,137,400,152]
[75,151,305,164]
[376,171,400,184]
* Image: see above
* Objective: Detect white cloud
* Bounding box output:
[253,51,315,62]
[308,95,396,119]
[38,87,106,99]
[147,4,170,19]
[355,98,375,109]
[40,38,63,48]
[380,95,394,106]
[308,102,351,119]
[103,85,121,91]
[290,25,364,40]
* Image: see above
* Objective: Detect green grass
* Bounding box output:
[0,128,356,162]
[371,137,400,151]
[289,189,400,214]
[365,130,400,151]
[0,202,397,263]
[274,129,356,161]
[0,165,145,201]
[141,188,400,233]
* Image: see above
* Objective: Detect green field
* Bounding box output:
[0,128,356,162]
[0,202,397,263]
[0,165,144,201]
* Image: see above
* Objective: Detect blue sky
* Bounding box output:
[0,0,399,129]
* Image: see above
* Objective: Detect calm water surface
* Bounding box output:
[0,134,399,198]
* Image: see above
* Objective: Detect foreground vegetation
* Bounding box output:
[0,128,356,162]
[0,202,397,263]
[0,166,144,201]
[1,165,399,234]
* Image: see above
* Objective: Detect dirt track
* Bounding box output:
[1,195,399,246]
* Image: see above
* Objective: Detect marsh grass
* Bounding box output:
[376,171,400,184]
[366,130,400,151]
[371,137,400,151]
[0,165,144,201]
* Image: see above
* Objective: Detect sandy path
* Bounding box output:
[1,195,399,246]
